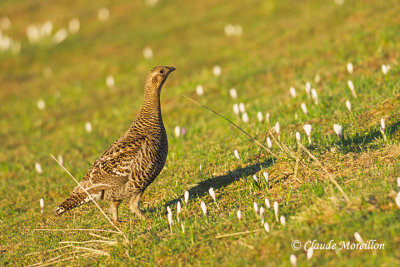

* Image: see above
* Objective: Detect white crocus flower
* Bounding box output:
[311,89,319,105]
[85,122,93,133]
[264,222,270,233]
[35,162,43,174]
[259,207,265,218]
[26,24,40,44]
[266,137,272,149]
[335,0,344,6]
[237,210,242,220]
[208,187,216,202]
[200,201,207,216]
[345,100,352,113]
[253,202,258,214]
[68,18,80,34]
[381,64,390,75]
[241,112,249,123]
[295,132,301,143]
[239,103,245,113]
[145,0,159,7]
[265,112,270,124]
[303,124,312,144]
[106,75,115,88]
[167,211,173,230]
[233,104,240,115]
[274,122,280,136]
[57,154,63,165]
[53,28,68,44]
[143,47,153,59]
[184,191,189,205]
[263,172,269,184]
[380,118,387,141]
[40,198,44,214]
[253,175,258,183]
[354,232,365,244]
[224,24,234,36]
[306,246,314,260]
[37,99,45,110]
[290,254,297,267]
[40,21,53,38]
[280,215,286,226]
[212,65,221,77]
[195,85,204,96]
[305,82,311,97]
[289,87,296,98]
[177,201,181,216]
[380,118,385,132]
[265,198,270,209]
[347,62,353,74]
[233,149,240,160]
[347,80,357,98]
[229,88,238,99]
[257,112,263,122]
[174,126,180,138]
[395,192,400,208]
[333,124,343,139]
[97,7,110,21]
[301,103,309,116]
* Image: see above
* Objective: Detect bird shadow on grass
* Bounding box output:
[164,158,274,207]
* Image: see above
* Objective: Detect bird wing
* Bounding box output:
[73,134,148,194]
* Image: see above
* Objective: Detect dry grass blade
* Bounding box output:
[25,245,73,256]
[89,232,115,240]
[31,256,77,267]
[50,154,129,242]
[60,240,118,245]
[268,132,303,165]
[216,229,263,239]
[72,246,111,256]
[28,250,85,267]
[237,241,255,249]
[31,252,94,267]
[34,228,120,234]
[298,143,350,202]
[183,95,279,158]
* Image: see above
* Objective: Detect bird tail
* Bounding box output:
[55,193,91,216]
[55,180,110,216]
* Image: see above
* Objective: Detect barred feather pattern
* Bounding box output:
[56,66,174,216]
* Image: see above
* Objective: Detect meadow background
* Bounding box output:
[1,0,400,265]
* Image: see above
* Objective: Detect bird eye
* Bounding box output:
[159,70,165,74]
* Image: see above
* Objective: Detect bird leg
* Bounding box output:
[129,192,145,219]
[109,200,122,224]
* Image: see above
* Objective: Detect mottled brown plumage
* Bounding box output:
[56,66,175,223]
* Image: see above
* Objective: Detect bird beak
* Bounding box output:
[168,67,176,73]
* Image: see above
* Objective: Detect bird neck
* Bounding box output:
[139,83,162,121]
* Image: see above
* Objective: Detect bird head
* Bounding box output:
[146,66,176,92]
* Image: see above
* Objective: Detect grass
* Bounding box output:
[1,0,400,265]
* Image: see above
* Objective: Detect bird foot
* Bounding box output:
[130,208,145,220]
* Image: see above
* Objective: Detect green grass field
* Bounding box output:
[1,0,400,265]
